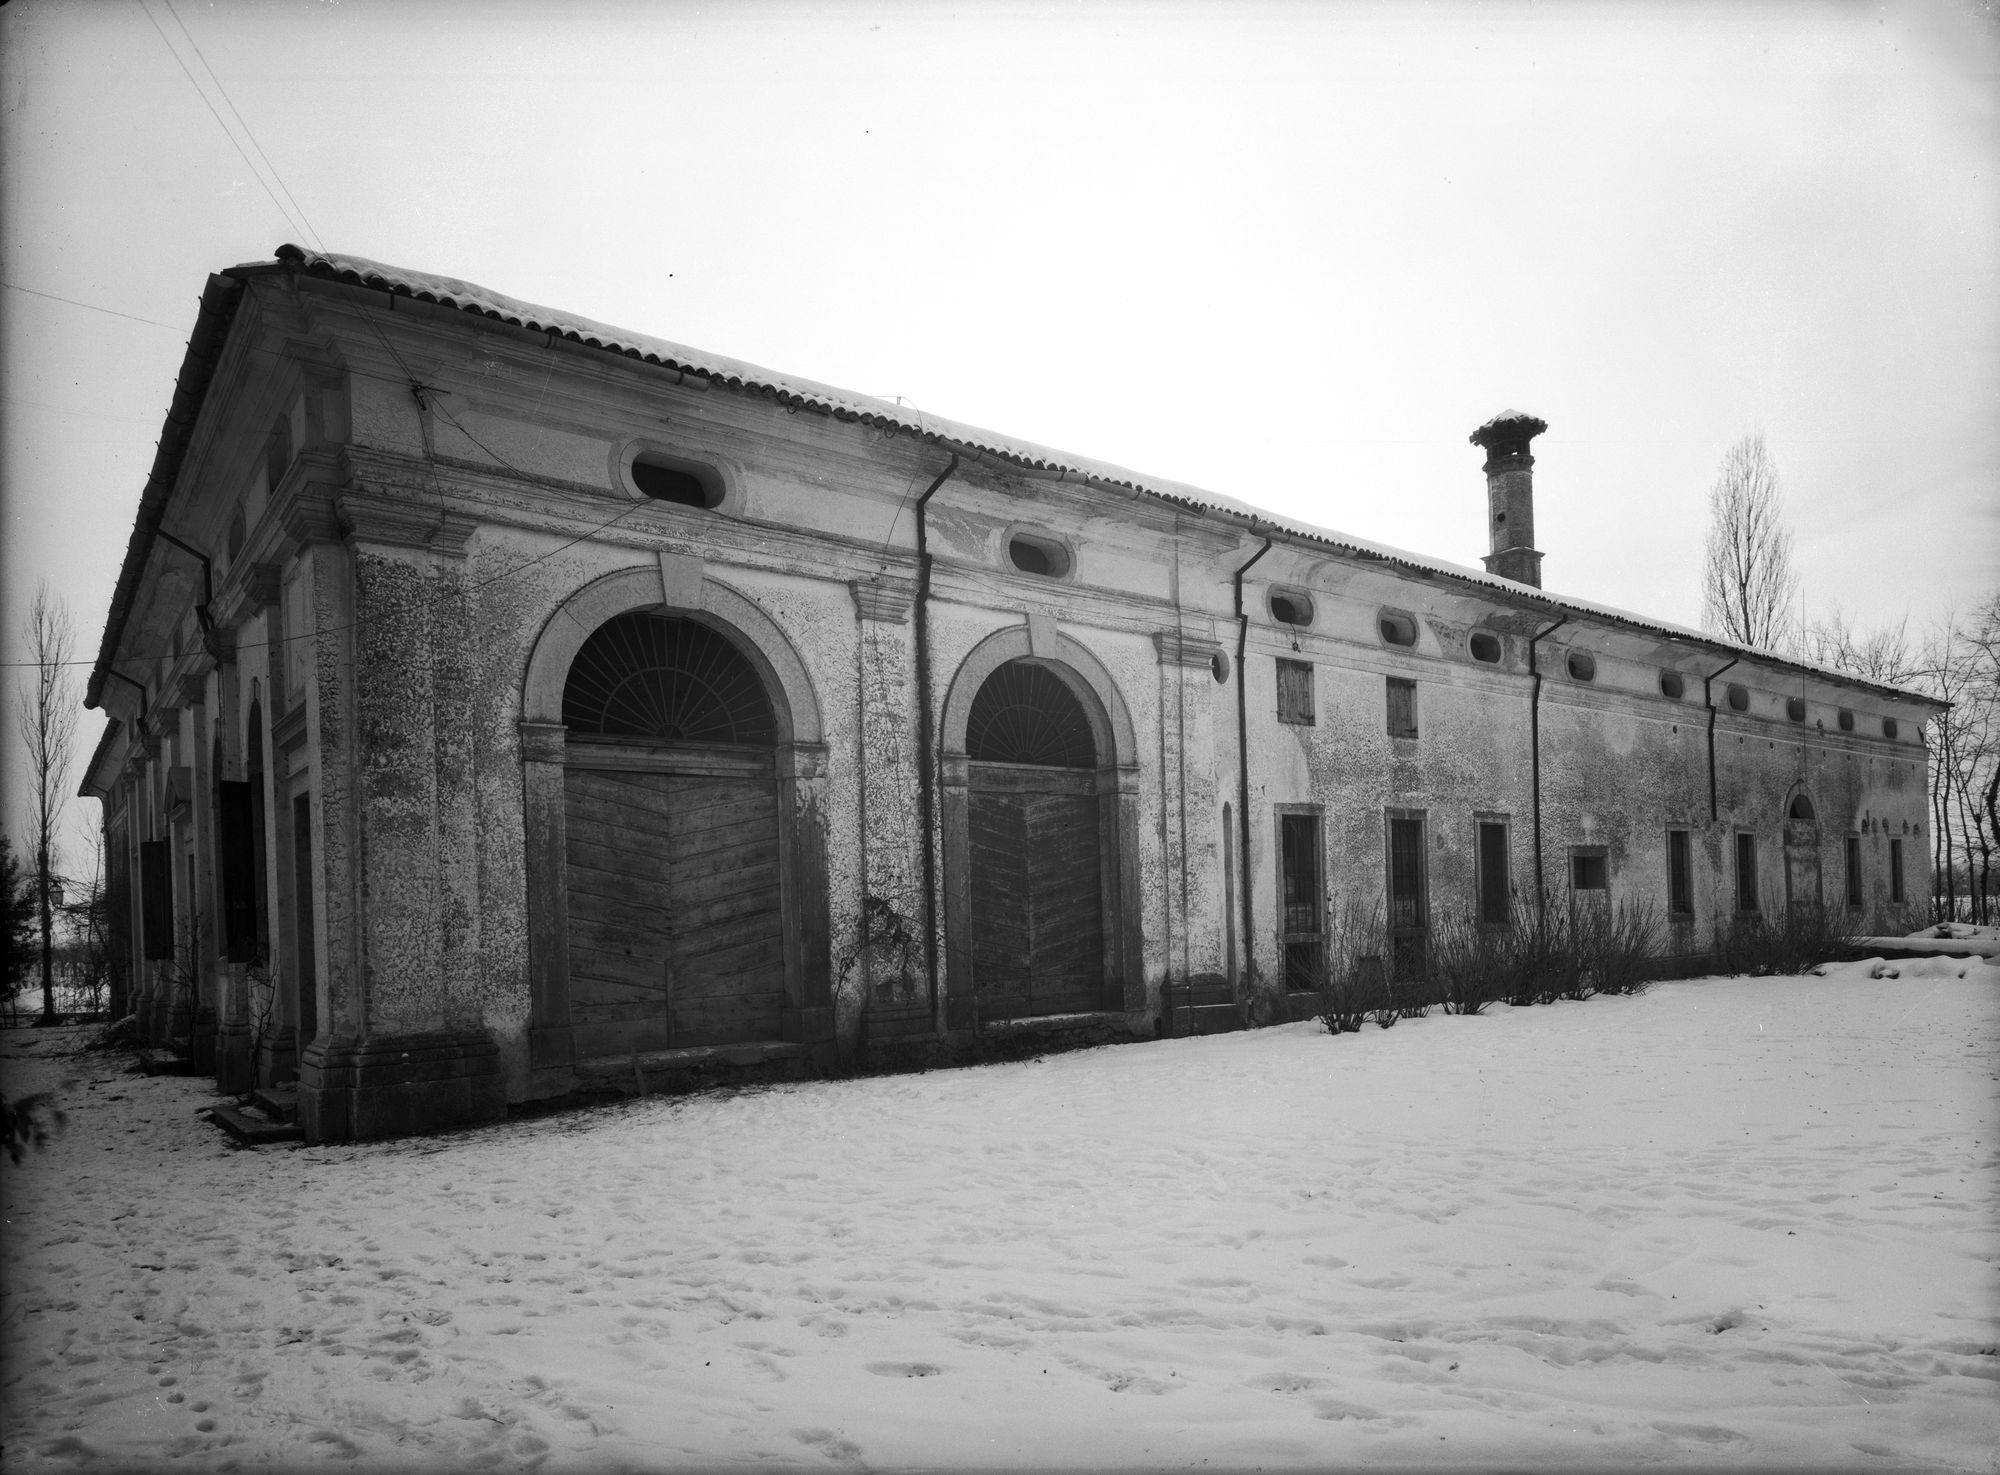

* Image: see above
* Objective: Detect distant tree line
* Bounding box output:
[1702,433,1997,923]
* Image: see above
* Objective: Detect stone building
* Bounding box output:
[81,248,1942,1142]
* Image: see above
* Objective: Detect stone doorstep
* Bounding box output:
[206,1102,304,1146]
[1162,1000,1245,1037]
[979,1010,1126,1037]
[573,1039,812,1087]
[250,1085,300,1123]
[134,1047,199,1076]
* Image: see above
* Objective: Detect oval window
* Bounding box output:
[1469,632,1502,664]
[1007,533,1070,577]
[1210,650,1230,684]
[1786,697,1807,722]
[1379,612,1418,647]
[1837,709,1854,732]
[1882,717,1899,740]
[631,453,721,509]
[1566,651,1596,682]
[1726,683,1749,712]
[1270,590,1314,627]
[1659,671,1684,699]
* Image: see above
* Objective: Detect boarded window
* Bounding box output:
[1387,814,1427,981]
[141,839,174,960]
[1477,821,1510,927]
[1386,677,1418,739]
[1735,832,1760,912]
[1276,658,1314,726]
[1279,812,1323,992]
[1889,838,1905,903]
[1668,829,1693,915]
[1845,835,1863,908]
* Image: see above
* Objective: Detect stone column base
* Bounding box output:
[190,1006,219,1072]
[214,1023,255,1094]
[299,1028,506,1144]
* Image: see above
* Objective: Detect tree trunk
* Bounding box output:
[38,844,56,1025]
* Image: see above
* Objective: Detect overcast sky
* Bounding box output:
[2,0,1995,870]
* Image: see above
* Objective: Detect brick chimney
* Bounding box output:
[1470,410,1547,588]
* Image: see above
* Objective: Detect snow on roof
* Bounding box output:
[88,247,1944,713]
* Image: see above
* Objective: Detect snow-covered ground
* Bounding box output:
[3,963,1996,1472]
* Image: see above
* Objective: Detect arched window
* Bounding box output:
[562,611,774,745]
[967,662,1096,767]
[1788,793,1815,822]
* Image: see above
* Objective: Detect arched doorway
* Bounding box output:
[964,660,1107,1019]
[1784,789,1821,912]
[561,609,787,1053]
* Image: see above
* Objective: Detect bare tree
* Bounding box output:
[15,584,78,1026]
[1701,432,1800,651]
[1796,607,1922,687]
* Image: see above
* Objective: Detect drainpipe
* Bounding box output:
[153,529,218,649]
[1232,537,1272,990]
[911,454,959,1027]
[1703,658,1739,823]
[1527,614,1569,928]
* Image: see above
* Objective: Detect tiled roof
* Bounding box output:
[87,247,1944,713]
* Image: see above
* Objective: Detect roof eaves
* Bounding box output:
[86,271,249,710]
[191,248,1948,716]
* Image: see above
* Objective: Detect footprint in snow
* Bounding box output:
[865,1361,943,1378]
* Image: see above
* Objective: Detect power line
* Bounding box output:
[159,0,324,253]
[134,0,310,244]
[1,281,180,331]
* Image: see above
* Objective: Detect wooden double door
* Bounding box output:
[564,751,786,1056]
[967,762,1105,1019]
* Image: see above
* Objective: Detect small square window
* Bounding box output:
[1571,850,1608,891]
[1276,658,1315,726]
[1386,677,1418,739]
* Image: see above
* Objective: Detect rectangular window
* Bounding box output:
[1889,837,1905,903]
[1276,658,1315,726]
[1477,820,1510,927]
[1279,811,1324,991]
[1735,832,1760,913]
[218,780,260,964]
[140,839,174,961]
[1386,677,1418,739]
[1571,849,1608,892]
[1845,835,1863,908]
[1387,813,1427,981]
[1667,829,1693,915]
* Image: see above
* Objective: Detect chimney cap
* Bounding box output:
[1469,411,1548,451]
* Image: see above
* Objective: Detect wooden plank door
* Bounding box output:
[968,765,1103,1019]
[565,766,784,1056]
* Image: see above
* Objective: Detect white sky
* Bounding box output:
[2,0,1995,872]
